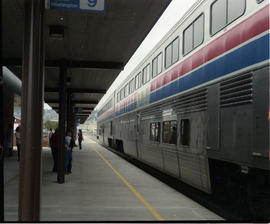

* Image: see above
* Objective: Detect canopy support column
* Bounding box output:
[67,90,72,133]
[0,0,4,219]
[57,60,67,184]
[67,93,77,141]
[72,113,77,143]
[3,89,14,157]
[19,0,45,221]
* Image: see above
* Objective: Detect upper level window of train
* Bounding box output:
[165,37,179,69]
[152,52,163,78]
[129,78,135,94]
[135,72,142,89]
[124,84,129,98]
[211,0,246,36]
[183,14,204,55]
[117,92,120,103]
[120,88,125,100]
[142,64,150,84]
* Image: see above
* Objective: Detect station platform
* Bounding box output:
[4,136,223,221]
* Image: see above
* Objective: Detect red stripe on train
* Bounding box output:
[151,5,269,92]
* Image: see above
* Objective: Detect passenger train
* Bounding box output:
[97,0,269,217]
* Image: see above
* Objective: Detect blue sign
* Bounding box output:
[76,118,80,126]
[48,0,105,12]
[74,107,82,113]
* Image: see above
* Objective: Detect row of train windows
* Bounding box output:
[116,0,245,103]
[150,120,190,146]
[99,99,112,117]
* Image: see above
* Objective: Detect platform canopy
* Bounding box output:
[2,0,172,123]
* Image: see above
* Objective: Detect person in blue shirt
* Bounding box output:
[65,131,72,174]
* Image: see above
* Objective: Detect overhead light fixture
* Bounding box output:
[49,25,64,40]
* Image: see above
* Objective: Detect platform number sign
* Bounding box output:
[85,0,98,7]
[47,0,106,12]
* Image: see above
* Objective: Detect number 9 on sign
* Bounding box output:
[88,0,97,7]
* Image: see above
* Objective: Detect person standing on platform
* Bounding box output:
[78,129,84,150]
[15,126,21,161]
[65,131,72,174]
[50,128,59,172]
[7,124,13,157]
[67,132,75,173]
[48,128,53,147]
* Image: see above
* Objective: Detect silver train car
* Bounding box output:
[97,0,269,216]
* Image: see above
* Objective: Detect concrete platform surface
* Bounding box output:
[4,136,223,221]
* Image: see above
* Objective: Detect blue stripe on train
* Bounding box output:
[100,102,137,123]
[150,33,270,103]
[100,33,269,122]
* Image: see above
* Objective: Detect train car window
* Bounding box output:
[194,15,204,48]
[180,119,190,146]
[165,37,179,69]
[124,84,129,97]
[117,92,120,102]
[123,87,126,98]
[165,44,172,68]
[211,0,245,35]
[150,122,160,142]
[183,14,204,55]
[162,120,177,145]
[155,122,160,141]
[135,74,139,89]
[183,25,193,55]
[157,53,163,74]
[135,72,141,89]
[152,58,157,78]
[152,52,163,78]
[163,121,170,143]
[172,38,179,64]
[170,121,177,144]
[142,64,150,84]
[211,0,226,35]
[129,78,135,94]
[147,64,150,82]
[121,88,124,100]
[227,0,245,24]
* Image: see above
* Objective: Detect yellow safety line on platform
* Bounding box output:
[90,145,165,221]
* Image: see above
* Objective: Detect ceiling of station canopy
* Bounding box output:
[2,0,172,123]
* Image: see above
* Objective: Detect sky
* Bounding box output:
[44,0,197,111]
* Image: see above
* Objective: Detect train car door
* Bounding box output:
[110,121,113,136]
[102,125,105,144]
[135,114,141,158]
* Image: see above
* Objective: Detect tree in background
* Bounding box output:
[44,120,58,131]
